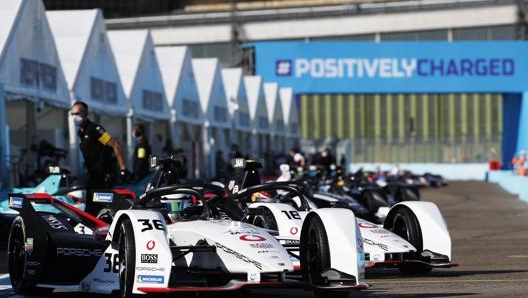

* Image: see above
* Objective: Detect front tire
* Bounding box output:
[8,217,53,295]
[300,215,349,298]
[118,218,136,298]
[384,207,432,274]
[300,215,329,285]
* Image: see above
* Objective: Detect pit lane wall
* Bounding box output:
[348,163,528,203]
[485,170,528,203]
[348,163,489,181]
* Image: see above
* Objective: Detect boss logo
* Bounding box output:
[141,254,158,263]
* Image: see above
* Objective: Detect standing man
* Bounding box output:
[70,101,130,189]
[318,147,336,173]
[289,147,306,168]
[132,123,151,182]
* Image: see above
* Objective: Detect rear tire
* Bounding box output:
[361,190,388,214]
[118,218,136,298]
[383,207,432,275]
[397,187,420,202]
[8,217,54,295]
[249,207,278,231]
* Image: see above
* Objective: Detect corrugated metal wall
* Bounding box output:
[300,93,502,163]
[188,42,239,67]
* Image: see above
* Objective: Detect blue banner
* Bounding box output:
[248,41,528,93]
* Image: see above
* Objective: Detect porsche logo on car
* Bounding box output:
[56,247,103,257]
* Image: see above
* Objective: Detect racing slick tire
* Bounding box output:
[383,206,432,275]
[300,214,349,298]
[396,187,420,202]
[8,217,54,295]
[118,218,136,298]
[248,206,278,231]
[360,190,388,215]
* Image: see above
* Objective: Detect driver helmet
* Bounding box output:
[161,194,193,222]
[251,190,279,203]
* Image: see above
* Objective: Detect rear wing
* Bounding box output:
[7,192,53,212]
[7,192,109,230]
[226,158,263,194]
[11,166,66,195]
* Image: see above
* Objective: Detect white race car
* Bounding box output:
[7,180,367,298]
[227,160,457,275]
[110,183,368,297]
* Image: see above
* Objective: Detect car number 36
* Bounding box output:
[104,253,119,273]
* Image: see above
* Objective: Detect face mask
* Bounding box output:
[73,115,84,127]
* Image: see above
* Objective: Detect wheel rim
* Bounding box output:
[252,215,265,227]
[252,208,277,230]
[393,215,410,240]
[8,225,25,287]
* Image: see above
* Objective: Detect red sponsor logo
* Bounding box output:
[146,240,156,250]
[239,234,266,241]
[290,227,298,235]
[358,222,377,228]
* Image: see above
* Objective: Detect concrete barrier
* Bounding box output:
[349,163,489,181]
[485,170,528,203]
[348,163,528,202]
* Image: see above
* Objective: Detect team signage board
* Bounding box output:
[249,41,528,94]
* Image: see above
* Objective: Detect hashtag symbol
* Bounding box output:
[276,60,292,76]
